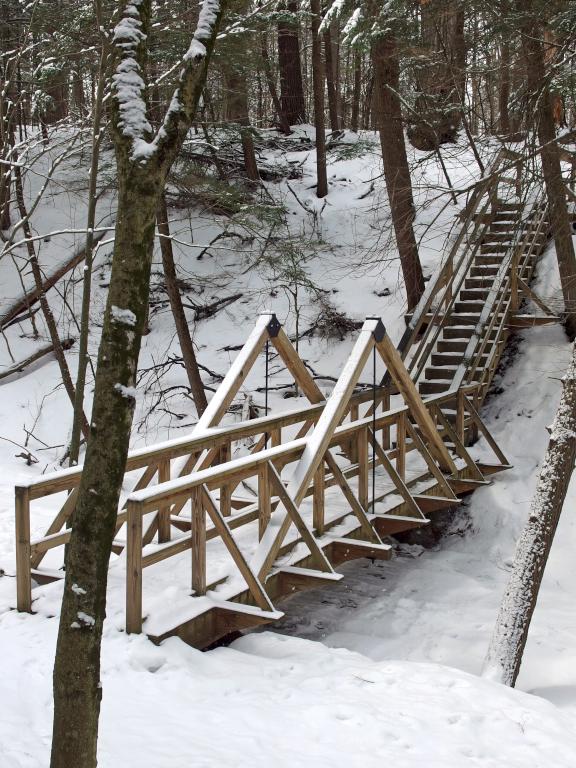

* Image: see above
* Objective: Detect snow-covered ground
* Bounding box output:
[1,127,575,765]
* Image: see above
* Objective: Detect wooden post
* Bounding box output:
[15,486,32,613]
[258,462,271,540]
[376,331,457,474]
[157,459,171,543]
[191,487,206,595]
[358,427,369,510]
[510,244,520,313]
[271,428,281,447]
[444,257,453,309]
[349,404,359,462]
[457,389,466,443]
[396,412,406,480]
[220,441,232,517]
[126,500,143,634]
[381,389,390,450]
[313,463,325,535]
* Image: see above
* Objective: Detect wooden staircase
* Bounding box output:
[12,147,560,649]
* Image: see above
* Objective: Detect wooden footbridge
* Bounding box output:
[14,148,561,648]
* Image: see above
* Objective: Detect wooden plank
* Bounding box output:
[403,419,460,497]
[288,319,378,505]
[366,429,426,519]
[323,452,381,544]
[429,405,486,482]
[271,327,325,404]
[220,442,232,518]
[200,485,275,611]
[157,459,171,543]
[191,487,206,596]
[313,464,325,535]
[29,486,79,569]
[463,396,511,466]
[258,462,271,540]
[194,313,271,431]
[376,332,457,474]
[268,463,334,573]
[396,412,406,480]
[15,487,32,613]
[126,500,143,634]
[358,427,369,510]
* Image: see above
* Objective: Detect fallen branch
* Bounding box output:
[183,292,243,321]
[0,230,107,330]
[0,337,75,382]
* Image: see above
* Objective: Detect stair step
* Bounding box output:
[480,244,509,254]
[444,313,481,326]
[455,301,485,313]
[475,256,505,267]
[431,352,463,366]
[437,339,469,353]
[460,289,489,301]
[425,365,458,380]
[498,203,523,212]
[483,232,513,242]
[443,326,474,338]
[490,222,517,233]
[419,380,452,395]
[465,277,494,289]
[470,265,499,277]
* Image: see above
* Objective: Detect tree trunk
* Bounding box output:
[519,9,576,338]
[260,33,291,134]
[224,69,260,182]
[13,155,90,440]
[50,1,226,765]
[277,0,306,125]
[409,0,466,150]
[372,33,425,311]
[157,193,208,416]
[351,50,361,133]
[324,24,339,131]
[310,0,327,198]
[484,341,576,686]
[69,53,106,466]
[499,41,511,135]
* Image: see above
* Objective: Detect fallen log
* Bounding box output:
[0,337,75,382]
[0,231,107,331]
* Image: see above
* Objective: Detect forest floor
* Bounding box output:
[0,128,575,766]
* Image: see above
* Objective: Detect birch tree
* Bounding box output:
[50,1,227,766]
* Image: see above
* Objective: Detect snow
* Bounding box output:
[2,126,576,763]
[111,305,137,326]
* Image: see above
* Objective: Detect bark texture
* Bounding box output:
[277,0,306,125]
[372,33,425,310]
[157,193,208,416]
[50,1,226,765]
[311,0,327,198]
[519,8,576,338]
[409,0,466,150]
[484,341,576,686]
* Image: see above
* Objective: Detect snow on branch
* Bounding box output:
[184,0,221,62]
[111,0,154,160]
[111,0,222,164]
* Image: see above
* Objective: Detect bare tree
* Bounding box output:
[50,2,227,766]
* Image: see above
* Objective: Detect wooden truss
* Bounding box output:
[15,315,511,648]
